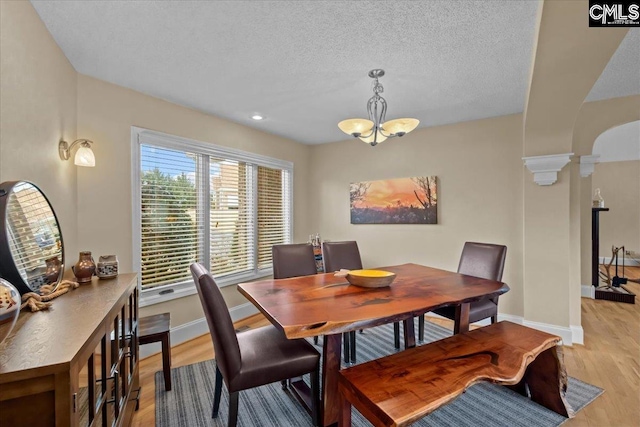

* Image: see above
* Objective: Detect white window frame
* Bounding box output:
[131,127,293,307]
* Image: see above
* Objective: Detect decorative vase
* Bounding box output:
[96,255,119,280]
[44,256,62,284]
[72,251,96,283]
[0,278,20,344]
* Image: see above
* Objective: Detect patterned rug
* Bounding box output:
[156,321,603,427]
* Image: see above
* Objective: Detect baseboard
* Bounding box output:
[599,256,640,266]
[570,325,584,345]
[139,302,259,359]
[581,284,595,299]
[522,319,582,346]
[425,312,581,345]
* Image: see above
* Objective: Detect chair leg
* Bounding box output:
[314,335,319,345]
[350,330,356,363]
[281,380,288,390]
[228,391,239,427]
[161,333,172,391]
[343,332,350,364]
[212,366,223,418]
[311,366,321,426]
[393,322,400,350]
[418,315,425,342]
[491,315,498,324]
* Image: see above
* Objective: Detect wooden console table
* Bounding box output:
[0,274,139,427]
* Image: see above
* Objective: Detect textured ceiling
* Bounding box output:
[30,1,639,145]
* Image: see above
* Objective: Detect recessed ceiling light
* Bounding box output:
[251,114,264,121]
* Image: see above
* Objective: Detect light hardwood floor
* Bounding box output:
[132,278,640,427]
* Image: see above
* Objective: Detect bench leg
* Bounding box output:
[162,333,172,391]
[524,345,573,418]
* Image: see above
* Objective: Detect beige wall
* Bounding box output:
[592,161,640,257]
[308,114,525,318]
[0,0,78,262]
[75,75,312,325]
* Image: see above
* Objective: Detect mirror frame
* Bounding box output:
[0,181,65,295]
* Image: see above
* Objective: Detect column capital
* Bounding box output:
[522,153,574,186]
[579,155,600,178]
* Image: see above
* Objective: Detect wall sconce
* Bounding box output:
[58,139,95,167]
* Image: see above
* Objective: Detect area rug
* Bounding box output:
[156,321,603,427]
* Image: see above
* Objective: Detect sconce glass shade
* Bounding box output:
[74,145,95,167]
[59,139,95,167]
[382,118,420,135]
[338,119,374,137]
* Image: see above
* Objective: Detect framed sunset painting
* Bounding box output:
[350,176,437,224]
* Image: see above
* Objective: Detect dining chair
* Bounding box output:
[322,240,403,354]
[272,243,356,364]
[423,242,507,338]
[190,263,321,427]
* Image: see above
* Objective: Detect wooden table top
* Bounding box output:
[238,263,509,339]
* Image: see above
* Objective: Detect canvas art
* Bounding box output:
[350,176,437,224]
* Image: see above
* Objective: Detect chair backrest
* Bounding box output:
[272,243,318,279]
[190,263,241,382]
[322,241,363,272]
[457,242,507,282]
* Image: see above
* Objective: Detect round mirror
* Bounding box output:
[0,181,64,295]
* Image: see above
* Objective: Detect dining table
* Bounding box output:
[237,262,510,427]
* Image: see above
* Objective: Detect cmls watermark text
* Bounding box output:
[589,1,640,26]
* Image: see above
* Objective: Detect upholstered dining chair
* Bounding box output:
[322,241,404,354]
[422,242,507,338]
[190,263,320,427]
[272,243,356,364]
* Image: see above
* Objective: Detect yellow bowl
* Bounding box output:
[346,270,396,288]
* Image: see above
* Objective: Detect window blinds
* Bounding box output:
[140,146,201,288]
[138,136,292,291]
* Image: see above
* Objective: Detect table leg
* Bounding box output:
[454,302,470,334]
[403,317,416,349]
[322,333,342,426]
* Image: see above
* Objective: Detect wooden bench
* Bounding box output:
[338,321,574,427]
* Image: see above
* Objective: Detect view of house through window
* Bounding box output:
[136,133,292,292]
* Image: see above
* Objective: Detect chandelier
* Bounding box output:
[338,69,419,146]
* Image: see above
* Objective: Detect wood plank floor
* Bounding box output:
[132,275,640,427]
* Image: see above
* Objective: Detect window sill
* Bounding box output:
[139,270,274,308]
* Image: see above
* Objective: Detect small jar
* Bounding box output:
[97,255,119,280]
[73,251,96,283]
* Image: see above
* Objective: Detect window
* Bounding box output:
[132,128,292,306]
